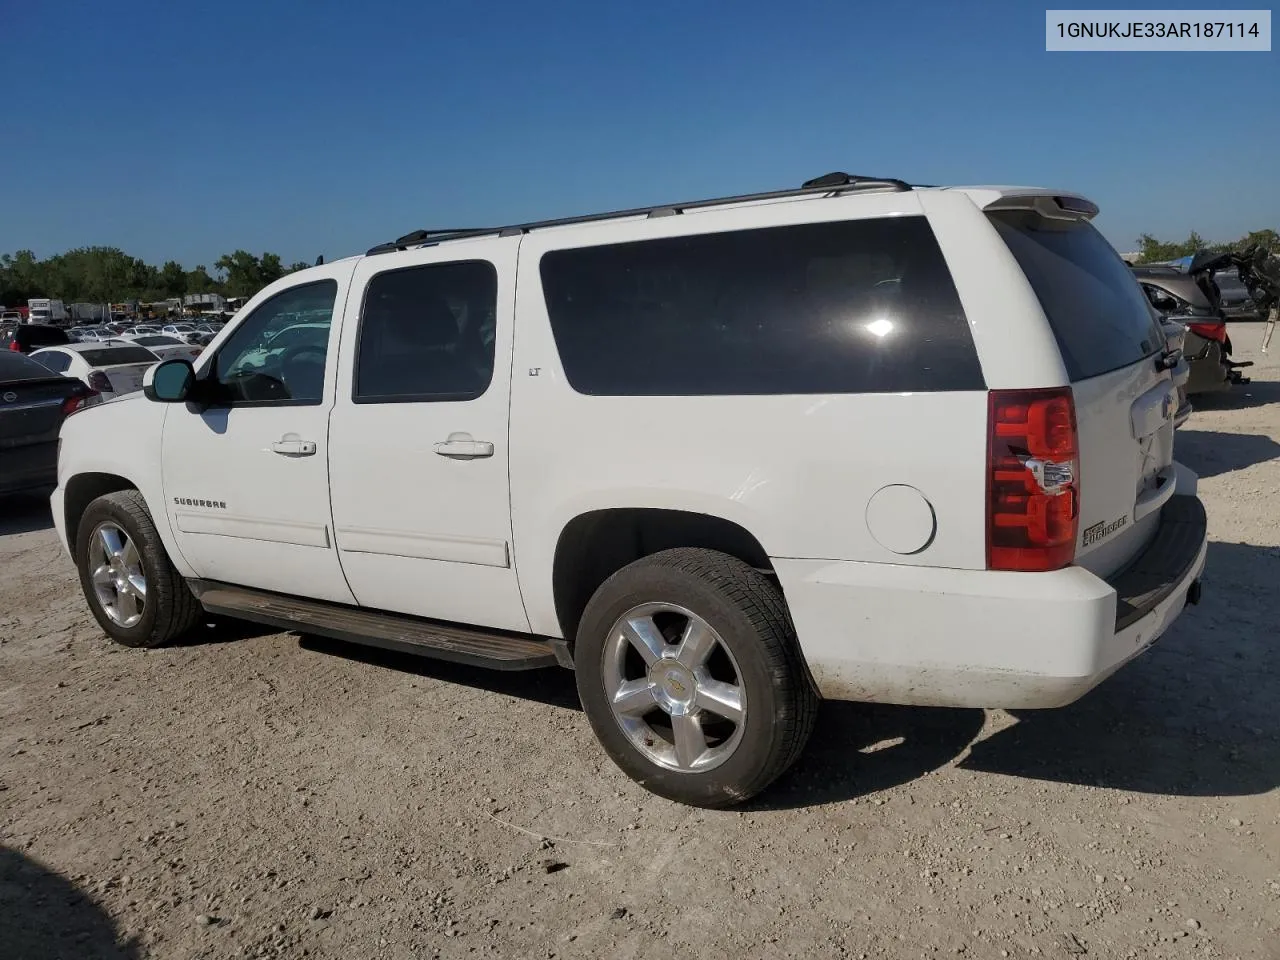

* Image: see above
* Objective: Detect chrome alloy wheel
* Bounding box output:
[603,602,746,773]
[88,521,147,628]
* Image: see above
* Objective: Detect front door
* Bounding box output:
[327,238,529,632]
[162,265,356,604]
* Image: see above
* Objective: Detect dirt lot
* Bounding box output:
[2,324,1278,960]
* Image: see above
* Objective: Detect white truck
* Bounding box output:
[27,298,68,325]
[51,174,1207,807]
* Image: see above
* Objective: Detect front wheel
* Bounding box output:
[575,548,818,807]
[75,490,202,648]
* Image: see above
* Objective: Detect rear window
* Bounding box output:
[989,212,1162,381]
[134,336,180,346]
[80,347,157,365]
[539,217,983,396]
[21,326,71,347]
[0,351,58,380]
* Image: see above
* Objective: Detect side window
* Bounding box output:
[353,260,497,403]
[1141,283,1180,314]
[539,217,983,396]
[209,280,338,406]
[33,350,72,373]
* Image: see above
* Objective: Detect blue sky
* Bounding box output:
[3,0,1277,267]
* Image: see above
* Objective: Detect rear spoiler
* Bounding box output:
[982,192,1099,221]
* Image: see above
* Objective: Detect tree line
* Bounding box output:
[0,247,315,307]
[1134,228,1279,263]
[4,225,1278,307]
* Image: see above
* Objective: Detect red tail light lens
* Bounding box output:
[1187,321,1227,343]
[987,388,1080,572]
[86,371,113,392]
[61,387,98,416]
[8,340,20,352]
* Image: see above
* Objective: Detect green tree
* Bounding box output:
[215,250,263,298]
[1135,231,1207,263]
[159,260,187,298]
[1234,229,1280,254]
[286,261,311,274]
[258,252,284,287]
[186,265,217,294]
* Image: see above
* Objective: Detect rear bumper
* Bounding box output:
[0,442,58,496]
[777,494,1207,710]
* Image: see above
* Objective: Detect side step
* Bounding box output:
[191,582,562,671]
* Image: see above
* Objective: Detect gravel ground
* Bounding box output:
[2,323,1278,960]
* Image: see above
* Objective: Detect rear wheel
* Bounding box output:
[575,548,817,807]
[75,490,201,648]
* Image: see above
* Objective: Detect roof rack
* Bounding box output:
[365,172,913,255]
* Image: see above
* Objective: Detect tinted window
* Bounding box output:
[0,350,60,380]
[539,217,981,396]
[989,212,1162,381]
[81,347,158,365]
[211,280,337,405]
[354,261,497,402]
[134,336,181,346]
[31,350,72,373]
[19,326,71,349]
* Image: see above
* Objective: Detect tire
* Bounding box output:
[75,490,202,648]
[574,548,818,808]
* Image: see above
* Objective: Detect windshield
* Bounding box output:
[134,336,182,346]
[989,211,1162,381]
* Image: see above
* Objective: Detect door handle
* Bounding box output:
[270,439,317,457]
[434,435,494,459]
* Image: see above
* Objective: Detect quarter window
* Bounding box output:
[539,217,982,396]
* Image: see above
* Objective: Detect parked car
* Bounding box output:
[53,175,1206,807]
[117,334,203,363]
[2,323,71,354]
[161,323,202,344]
[0,310,24,323]
[1131,260,1249,394]
[29,342,161,402]
[1214,267,1263,322]
[0,350,97,496]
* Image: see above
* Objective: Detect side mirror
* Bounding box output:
[143,359,195,402]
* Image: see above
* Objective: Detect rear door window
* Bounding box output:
[988,211,1162,381]
[354,260,497,403]
[539,217,983,396]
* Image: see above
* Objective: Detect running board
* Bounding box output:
[191,582,561,671]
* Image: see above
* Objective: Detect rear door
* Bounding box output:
[327,238,529,632]
[989,211,1177,577]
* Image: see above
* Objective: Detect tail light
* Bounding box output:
[61,386,98,416]
[987,388,1080,572]
[8,340,20,352]
[1187,321,1227,343]
[87,371,113,392]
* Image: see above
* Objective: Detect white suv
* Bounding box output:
[52,174,1207,807]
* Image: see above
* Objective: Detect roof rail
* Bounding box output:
[365,173,913,255]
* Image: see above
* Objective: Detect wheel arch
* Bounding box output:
[549,507,775,647]
[64,472,140,553]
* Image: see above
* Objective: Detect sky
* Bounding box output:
[3,0,1277,267]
